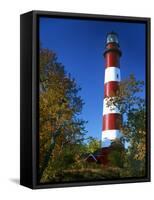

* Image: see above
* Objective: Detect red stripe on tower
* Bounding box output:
[104,81,119,97]
[105,51,120,67]
[103,113,122,130]
[102,32,122,148]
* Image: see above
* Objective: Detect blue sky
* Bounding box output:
[39,17,146,140]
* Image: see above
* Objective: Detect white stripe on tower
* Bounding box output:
[102,130,122,140]
[104,67,121,83]
[103,97,120,115]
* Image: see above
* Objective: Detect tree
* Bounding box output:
[86,137,101,154]
[39,48,87,182]
[106,74,146,176]
[108,139,125,168]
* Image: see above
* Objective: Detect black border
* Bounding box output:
[20,10,151,189]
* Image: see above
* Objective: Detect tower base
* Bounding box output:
[85,140,125,166]
[97,147,112,165]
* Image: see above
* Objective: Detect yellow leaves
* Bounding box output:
[39,48,87,182]
[134,133,146,161]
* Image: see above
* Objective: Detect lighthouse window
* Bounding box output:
[117,74,119,79]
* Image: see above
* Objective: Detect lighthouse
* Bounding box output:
[85,32,123,165]
[102,32,122,149]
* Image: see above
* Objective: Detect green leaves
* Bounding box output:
[85,137,101,154]
[39,48,146,181]
[106,74,146,177]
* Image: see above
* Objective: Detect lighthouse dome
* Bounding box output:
[106,32,119,44]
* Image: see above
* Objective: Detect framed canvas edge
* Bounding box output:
[20,11,33,189]
[21,10,151,189]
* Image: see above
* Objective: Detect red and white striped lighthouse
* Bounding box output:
[102,32,122,148]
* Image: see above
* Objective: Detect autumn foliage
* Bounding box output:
[39,48,146,183]
[39,48,87,182]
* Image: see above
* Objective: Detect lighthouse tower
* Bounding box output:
[102,32,122,148]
